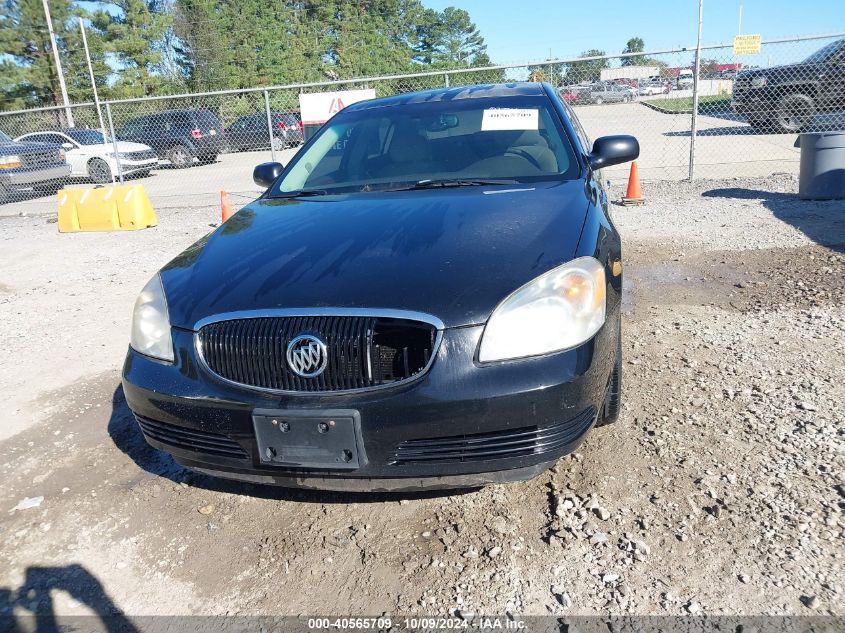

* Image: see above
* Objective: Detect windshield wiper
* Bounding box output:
[270,189,329,199]
[384,178,519,192]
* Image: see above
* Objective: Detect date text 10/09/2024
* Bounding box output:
[307,618,527,630]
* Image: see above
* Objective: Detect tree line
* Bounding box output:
[0,0,492,111]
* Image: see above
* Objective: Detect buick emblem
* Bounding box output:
[286,334,328,378]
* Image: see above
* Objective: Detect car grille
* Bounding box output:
[391,407,597,465]
[135,414,249,459]
[123,149,157,161]
[20,151,59,168]
[197,316,438,392]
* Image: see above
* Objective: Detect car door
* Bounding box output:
[53,133,88,175]
[247,114,270,148]
[226,116,249,149]
[817,42,845,109]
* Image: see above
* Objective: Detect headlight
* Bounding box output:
[130,274,174,362]
[478,257,606,363]
[750,76,768,88]
[0,155,22,169]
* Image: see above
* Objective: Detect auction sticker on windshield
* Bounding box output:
[481,108,539,131]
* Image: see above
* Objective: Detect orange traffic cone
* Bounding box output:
[622,161,644,206]
[221,190,234,222]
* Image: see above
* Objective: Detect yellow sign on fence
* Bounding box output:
[733,34,762,55]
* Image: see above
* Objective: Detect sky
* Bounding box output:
[424,0,845,64]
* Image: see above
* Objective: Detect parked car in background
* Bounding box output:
[15,128,157,184]
[118,109,225,168]
[558,86,590,105]
[0,129,71,203]
[588,82,635,104]
[676,69,695,89]
[638,79,669,96]
[122,82,639,491]
[732,37,845,133]
[225,112,304,152]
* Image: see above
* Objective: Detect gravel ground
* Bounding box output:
[0,174,843,620]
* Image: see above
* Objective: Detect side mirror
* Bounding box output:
[588,135,640,170]
[253,161,284,188]
[61,142,74,150]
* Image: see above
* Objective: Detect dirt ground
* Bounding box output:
[0,174,843,621]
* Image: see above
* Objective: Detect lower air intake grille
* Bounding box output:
[391,407,597,465]
[197,316,437,392]
[135,414,248,460]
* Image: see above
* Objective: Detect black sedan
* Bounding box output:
[122,83,638,491]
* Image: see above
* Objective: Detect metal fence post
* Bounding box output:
[444,73,450,88]
[688,0,704,180]
[104,102,124,184]
[264,89,276,163]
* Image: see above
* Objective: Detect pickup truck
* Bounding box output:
[0,129,72,203]
[731,38,845,133]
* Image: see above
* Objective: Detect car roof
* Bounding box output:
[344,83,549,112]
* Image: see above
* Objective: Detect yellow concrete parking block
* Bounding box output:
[57,185,157,233]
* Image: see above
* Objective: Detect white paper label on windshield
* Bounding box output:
[481,108,539,131]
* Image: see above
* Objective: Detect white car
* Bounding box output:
[638,81,667,96]
[14,129,158,184]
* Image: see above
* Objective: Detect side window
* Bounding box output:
[562,101,591,154]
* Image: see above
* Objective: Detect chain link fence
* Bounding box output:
[1,33,843,210]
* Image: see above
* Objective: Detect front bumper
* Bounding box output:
[1,164,71,188]
[116,158,158,175]
[122,320,618,490]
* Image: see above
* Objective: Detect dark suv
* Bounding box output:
[118,109,225,167]
[225,112,304,152]
[732,38,845,133]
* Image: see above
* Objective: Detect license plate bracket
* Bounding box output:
[252,409,363,470]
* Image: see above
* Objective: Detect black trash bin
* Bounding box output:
[797,132,845,200]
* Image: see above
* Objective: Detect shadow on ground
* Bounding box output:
[0,564,138,633]
[701,186,845,253]
[107,385,474,504]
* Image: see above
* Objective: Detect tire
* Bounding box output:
[271,136,284,152]
[0,181,11,205]
[87,157,112,184]
[198,154,217,164]
[775,93,815,133]
[167,144,193,168]
[597,335,622,427]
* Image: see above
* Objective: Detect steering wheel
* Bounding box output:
[504,148,543,171]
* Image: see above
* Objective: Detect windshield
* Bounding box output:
[0,130,11,143]
[65,129,108,145]
[803,39,844,64]
[271,96,578,196]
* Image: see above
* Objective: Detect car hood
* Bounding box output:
[0,140,60,155]
[106,141,154,152]
[161,181,590,330]
[737,62,817,79]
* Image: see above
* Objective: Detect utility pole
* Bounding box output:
[41,0,74,127]
[79,17,113,183]
[688,0,703,181]
[738,3,743,35]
